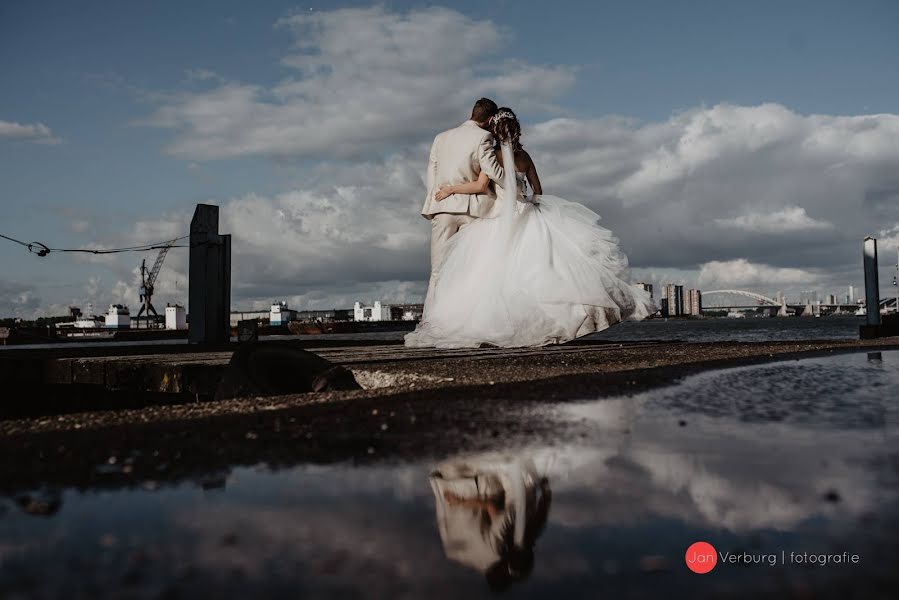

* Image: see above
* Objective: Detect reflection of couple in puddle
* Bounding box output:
[429,454,551,592]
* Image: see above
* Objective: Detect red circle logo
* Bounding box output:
[685,541,717,574]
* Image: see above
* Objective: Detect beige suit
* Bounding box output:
[421,120,505,312]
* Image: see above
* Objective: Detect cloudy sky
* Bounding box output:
[1,0,898,317]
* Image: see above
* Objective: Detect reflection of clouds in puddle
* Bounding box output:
[175,505,428,578]
[168,465,482,597]
[550,385,897,532]
[0,540,52,564]
[633,352,899,428]
[242,463,431,502]
[169,359,898,590]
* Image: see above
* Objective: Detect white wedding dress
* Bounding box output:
[405,143,656,349]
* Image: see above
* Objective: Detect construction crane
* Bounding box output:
[136,240,176,327]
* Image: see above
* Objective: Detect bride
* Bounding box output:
[405,108,655,349]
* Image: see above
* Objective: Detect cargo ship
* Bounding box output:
[287,320,417,335]
[105,304,131,329]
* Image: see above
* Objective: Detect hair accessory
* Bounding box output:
[489,110,516,125]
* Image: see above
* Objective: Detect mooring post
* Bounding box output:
[863,237,881,327]
[895,244,899,315]
[189,204,232,345]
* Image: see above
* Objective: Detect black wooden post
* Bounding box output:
[189,204,231,345]
[863,236,881,328]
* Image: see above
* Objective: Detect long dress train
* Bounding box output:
[406,144,655,348]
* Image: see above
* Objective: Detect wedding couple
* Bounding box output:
[405,98,655,349]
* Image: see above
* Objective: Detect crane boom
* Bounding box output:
[148,243,171,288]
[135,238,177,326]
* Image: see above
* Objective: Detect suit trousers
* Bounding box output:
[424,212,475,315]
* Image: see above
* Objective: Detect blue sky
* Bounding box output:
[2,1,898,316]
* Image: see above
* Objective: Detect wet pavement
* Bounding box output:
[1,349,897,598]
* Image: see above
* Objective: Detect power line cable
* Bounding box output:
[0,233,191,257]
[0,233,31,248]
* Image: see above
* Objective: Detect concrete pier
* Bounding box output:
[3,336,899,420]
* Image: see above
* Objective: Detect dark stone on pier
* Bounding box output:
[214,342,362,400]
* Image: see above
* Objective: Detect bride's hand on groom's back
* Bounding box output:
[435,186,454,201]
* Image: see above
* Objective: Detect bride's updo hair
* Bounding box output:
[490,107,523,151]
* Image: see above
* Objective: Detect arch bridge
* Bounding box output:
[702,290,779,308]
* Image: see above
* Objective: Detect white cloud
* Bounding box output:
[69,219,90,233]
[85,275,101,299]
[878,223,899,250]
[525,104,899,298]
[141,6,574,160]
[79,101,899,311]
[184,68,224,83]
[105,150,430,310]
[713,206,833,233]
[0,280,41,317]
[0,119,61,144]
[697,259,820,289]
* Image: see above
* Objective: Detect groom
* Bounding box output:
[420,98,505,311]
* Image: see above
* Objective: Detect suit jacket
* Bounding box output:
[420,120,505,219]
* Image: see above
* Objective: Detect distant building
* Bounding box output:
[165,304,187,330]
[663,284,684,317]
[633,282,654,299]
[270,301,297,326]
[230,307,353,327]
[68,306,82,319]
[848,285,855,304]
[105,304,131,329]
[229,310,270,327]
[354,301,391,322]
[826,294,837,305]
[799,290,818,305]
[392,303,424,321]
[775,290,785,305]
[685,289,702,316]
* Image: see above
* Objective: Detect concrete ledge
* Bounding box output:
[2,337,898,421]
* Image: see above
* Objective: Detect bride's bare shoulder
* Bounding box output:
[515,149,534,171]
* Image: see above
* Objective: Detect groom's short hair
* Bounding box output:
[471,98,499,124]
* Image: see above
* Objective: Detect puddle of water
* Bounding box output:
[1,351,897,598]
